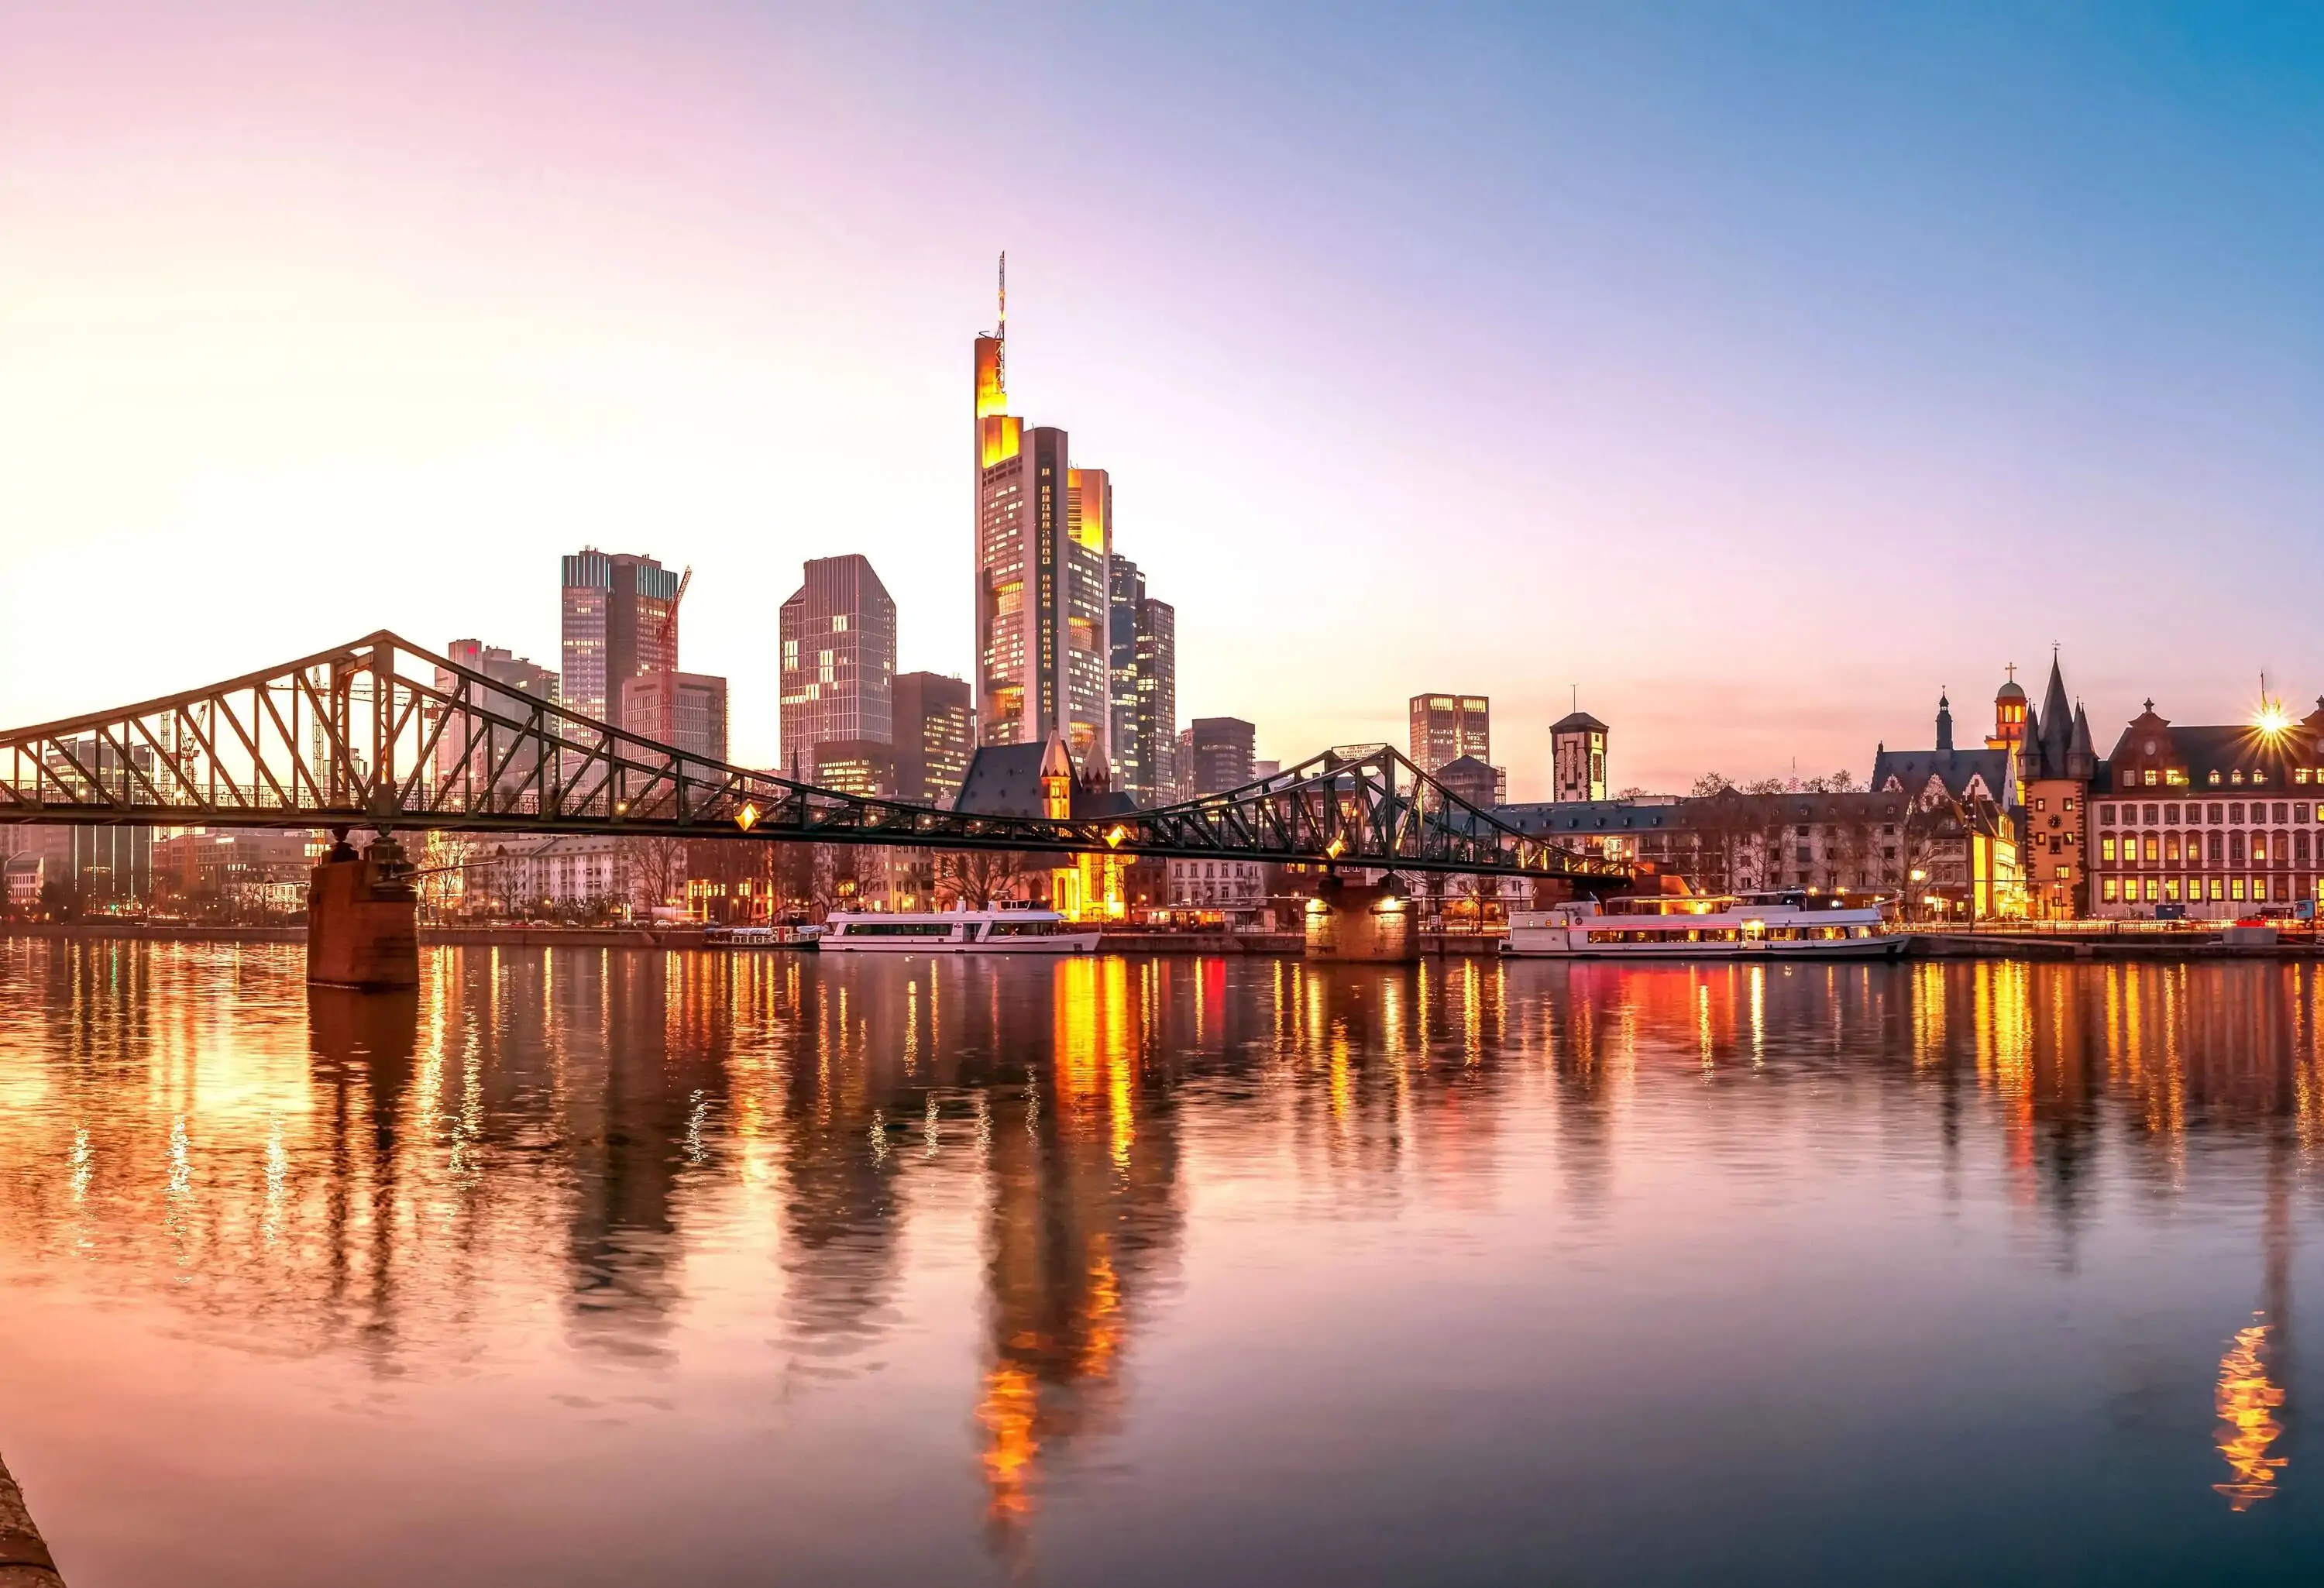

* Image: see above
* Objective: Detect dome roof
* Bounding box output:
[1996,679,2027,702]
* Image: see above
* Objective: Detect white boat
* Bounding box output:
[703,923,823,949]
[1503,890,1908,960]
[816,908,1102,954]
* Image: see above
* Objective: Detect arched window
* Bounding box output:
[2209,832,2225,863]
[2229,831,2246,864]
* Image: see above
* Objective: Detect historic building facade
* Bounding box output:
[2087,697,2324,919]
[2011,659,2099,918]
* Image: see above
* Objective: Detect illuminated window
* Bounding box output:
[2301,769,2312,785]
[2211,771,2223,785]
[2102,878,2118,902]
[2146,878,2161,902]
[2233,878,2247,901]
[2255,877,2270,902]
[2101,837,2117,862]
[2145,836,2161,862]
[2165,878,2181,902]
[2209,878,2225,901]
[2233,769,2247,785]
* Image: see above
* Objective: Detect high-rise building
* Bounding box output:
[1109,556,1146,792]
[779,555,896,782]
[1409,693,1490,773]
[1135,596,1176,804]
[1551,710,1610,803]
[895,672,974,807]
[973,272,1109,775]
[1107,558,1178,804]
[561,549,682,729]
[436,640,559,799]
[621,671,729,763]
[1180,717,1255,798]
[812,739,899,799]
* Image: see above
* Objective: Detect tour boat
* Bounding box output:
[816,908,1102,954]
[1502,890,1908,960]
[703,923,824,949]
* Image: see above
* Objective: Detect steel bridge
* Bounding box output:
[0,632,1627,882]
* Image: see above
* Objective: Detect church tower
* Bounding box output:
[2018,653,2092,919]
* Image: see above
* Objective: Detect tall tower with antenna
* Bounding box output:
[971,259,1111,773]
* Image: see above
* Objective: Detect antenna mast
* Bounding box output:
[996,251,1007,397]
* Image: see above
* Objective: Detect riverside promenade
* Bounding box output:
[10,922,2320,961]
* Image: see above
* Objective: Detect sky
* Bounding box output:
[2,1,2320,796]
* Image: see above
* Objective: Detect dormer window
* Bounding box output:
[2210,770,2223,785]
[2233,769,2247,785]
[2254,769,2269,785]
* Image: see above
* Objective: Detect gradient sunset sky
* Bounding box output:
[3,2,2319,794]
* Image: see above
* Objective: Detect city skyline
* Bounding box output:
[3,5,2322,792]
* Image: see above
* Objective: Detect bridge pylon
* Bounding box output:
[1303,873,1419,963]
[307,828,418,990]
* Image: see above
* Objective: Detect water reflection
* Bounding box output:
[5,944,2324,1581]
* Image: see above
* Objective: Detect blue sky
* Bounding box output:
[2,2,2318,789]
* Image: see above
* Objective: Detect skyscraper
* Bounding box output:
[973,266,1110,775]
[621,671,729,763]
[1408,693,1491,773]
[1108,555,1179,805]
[779,555,896,782]
[1109,555,1145,792]
[1180,717,1255,798]
[895,671,974,807]
[436,639,560,801]
[561,549,682,729]
[1134,594,1175,804]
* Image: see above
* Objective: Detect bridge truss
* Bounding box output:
[0,632,1624,881]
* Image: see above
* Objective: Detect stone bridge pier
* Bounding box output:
[1303,874,1418,963]
[308,829,419,990]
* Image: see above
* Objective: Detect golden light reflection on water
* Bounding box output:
[2214,1315,2287,1510]
[11,943,2324,1558]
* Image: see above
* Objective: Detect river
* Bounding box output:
[2,940,2320,1584]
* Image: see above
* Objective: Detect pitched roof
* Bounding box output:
[1869,745,2014,805]
[1549,711,1609,733]
[952,735,1143,820]
[952,743,1050,818]
[2098,715,2322,795]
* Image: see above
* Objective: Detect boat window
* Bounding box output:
[987,919,1065,937]
[832,921,957,937]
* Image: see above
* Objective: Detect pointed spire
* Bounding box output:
[2067,700,2096,779]
[1935,691,1954,754]
[2038,655,2073,771]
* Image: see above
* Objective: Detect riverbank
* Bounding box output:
[14,923,2319,961]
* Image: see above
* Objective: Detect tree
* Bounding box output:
[620,836,690,917]
[931,849,1031,910]
[1690,772,1734,798]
